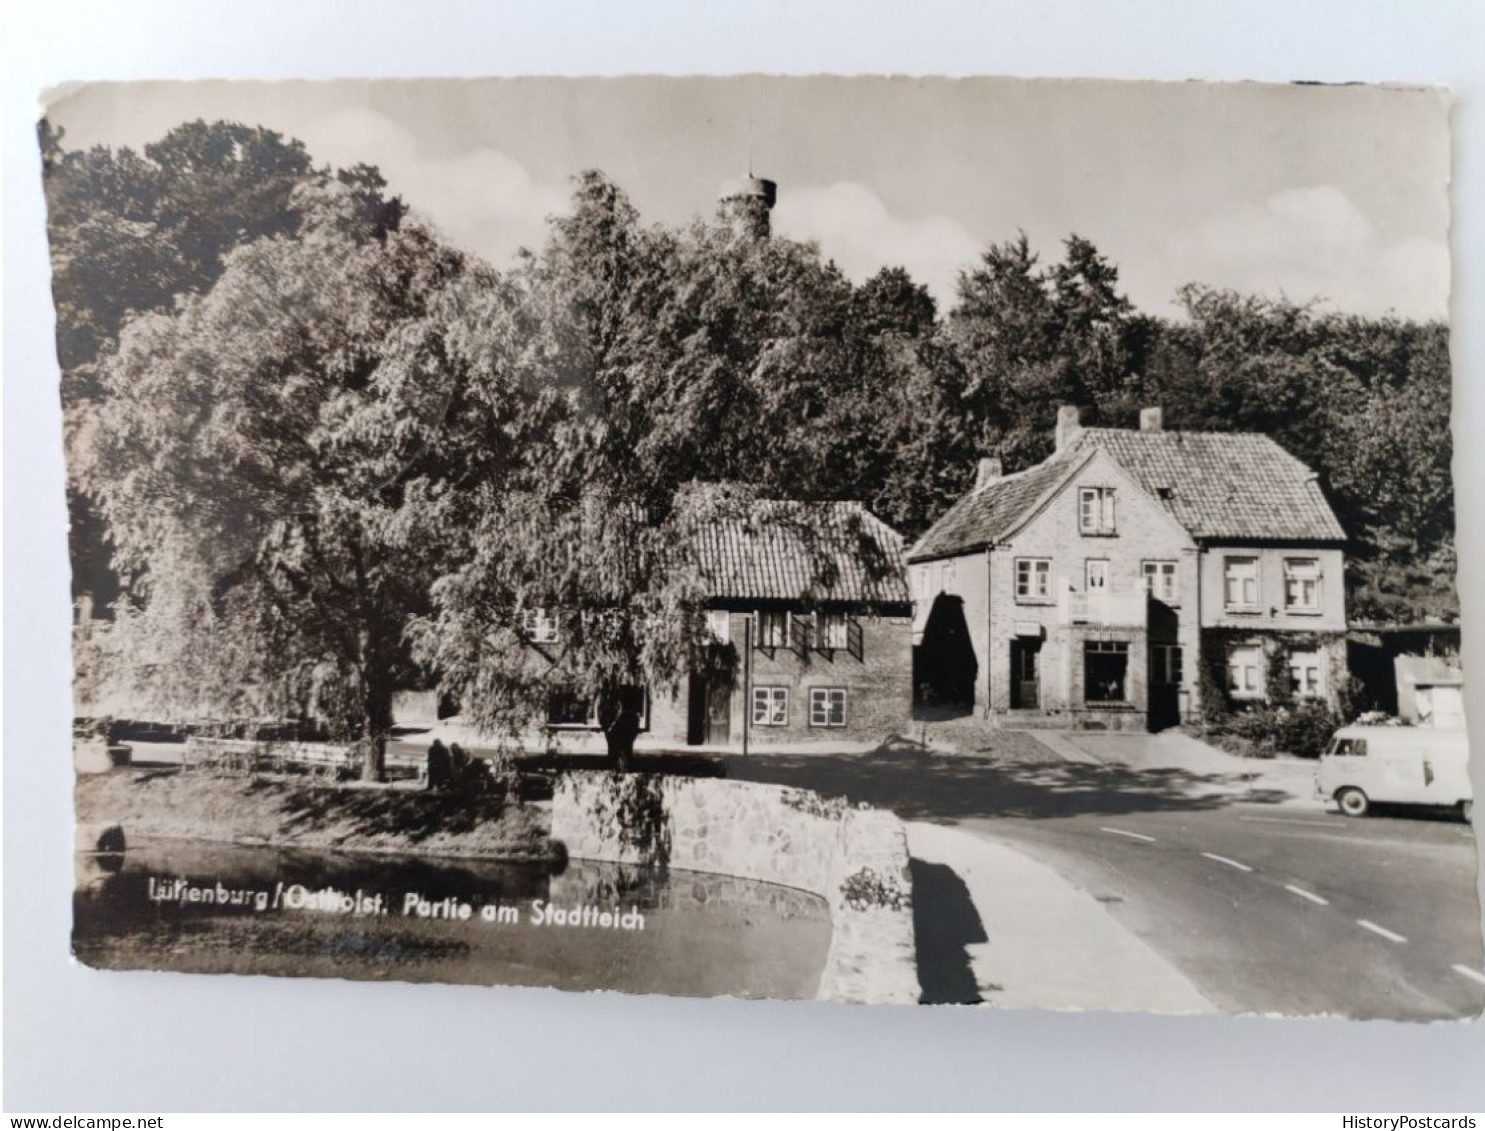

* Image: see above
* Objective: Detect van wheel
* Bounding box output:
[1336,788,1370,817]
[1462,800,1474,823]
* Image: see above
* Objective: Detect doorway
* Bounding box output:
[687,672,732,745]
[1149,643,1182,730]
[1010,638,1042,709]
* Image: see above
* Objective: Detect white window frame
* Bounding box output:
[751,685,789,727]
[1078,487,1117,535]
[1142,560,1178,603]
[1227,644,1265,699]
[1085,559,1110,592]
[808,687,847,728]
[522,607,560,644]
[1015,558,1052,602]
[1223,557,1261,612]
[1283,558,1322,613]
[1288,651,1325,700]
[1083,639,1131,704]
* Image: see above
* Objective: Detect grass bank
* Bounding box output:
[76,768,551,861]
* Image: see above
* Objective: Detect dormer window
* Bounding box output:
[1078,487,1117,535]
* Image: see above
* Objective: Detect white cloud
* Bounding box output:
[295,108,568,264]
[772,181,981,308]
[1169,185,1448,319]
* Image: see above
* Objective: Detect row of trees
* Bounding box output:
[47,120,1456,775]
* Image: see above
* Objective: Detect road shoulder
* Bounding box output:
[906,820,1217,1014]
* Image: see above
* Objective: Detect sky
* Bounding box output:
[47,75,1453,320]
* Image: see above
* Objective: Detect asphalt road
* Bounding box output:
[968,805,1484,1020]
[724,745,1484,1020]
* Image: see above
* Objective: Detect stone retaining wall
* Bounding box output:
[552,773,919,1005]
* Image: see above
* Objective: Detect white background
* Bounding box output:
[5,0,1485,1113]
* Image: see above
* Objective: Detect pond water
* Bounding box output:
[74,841,832,1000]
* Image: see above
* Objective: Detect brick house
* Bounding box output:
[536,499,914,750]
[907,406,1348,730]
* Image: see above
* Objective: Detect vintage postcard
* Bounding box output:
[47,75,1481,1017]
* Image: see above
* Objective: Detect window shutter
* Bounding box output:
[791,613,813,659]
[848,616,864,662]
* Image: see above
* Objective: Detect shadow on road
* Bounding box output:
[909,858,987,1004]
[727,736,1298,823]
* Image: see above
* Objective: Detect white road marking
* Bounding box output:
[1452,963,1485,987]
[1098,827,1156,843]
[1201,852,1253,872]
[1357,919,1408,944]
[1284,884,1329,906]
[1237,816,1336,829]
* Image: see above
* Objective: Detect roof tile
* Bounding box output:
[908,427,1346,561]
[693,501,910,605]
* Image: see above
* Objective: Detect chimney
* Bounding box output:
[1055,405,1083,453]
[1140,406,1164,432]
[975,457,1003,489]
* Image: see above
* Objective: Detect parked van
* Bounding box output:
[1317,725,1473,819]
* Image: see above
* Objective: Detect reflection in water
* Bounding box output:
[74,841,830,1000]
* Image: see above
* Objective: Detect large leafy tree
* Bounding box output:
[44,119,404,611]
[946,232,1149,470]
[412,174,902,765]
[1145,286,1453,621]
[75,182,463,778]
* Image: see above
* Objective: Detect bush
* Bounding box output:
[1222,701,1340,759]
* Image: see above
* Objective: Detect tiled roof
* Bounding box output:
[692,500,910,605]
[907,459,1076,562]
[907,427,1346,562]
[1075,429,1347,543]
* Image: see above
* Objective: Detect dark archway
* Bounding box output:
[914,593,978,714]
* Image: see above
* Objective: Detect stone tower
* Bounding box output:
[717,175,777,240]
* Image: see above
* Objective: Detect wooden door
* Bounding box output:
[1011,640,1040,709]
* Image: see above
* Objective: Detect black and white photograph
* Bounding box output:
[40,72,1481,1023]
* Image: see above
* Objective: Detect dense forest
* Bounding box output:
[44,120,1456,769]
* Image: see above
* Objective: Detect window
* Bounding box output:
[756,610,789,648]
[705,609,731,644]
[1015,558,1052,601]
[1223,557,1260,611]
[1283,558,1321,613]
[522,608,560,644]
[546,689,590,727]
[1078,487,1117,535]
[1085,559,1110,591]
[1152,643,1183,685]
[809,687,847,728]
[1143,560,1178,603]
[1289,650,1325,699]
[1332,737,1368,757]
[940,560,957,591]
[752,686,789,726]
[1227,644,1265,698]
[546,686,649,730]
[1083,640,1129,703]
[817,612,850,651]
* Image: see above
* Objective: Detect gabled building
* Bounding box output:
[907,406,1348,731]
[659,499,914,747]
[527,499,914,750]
